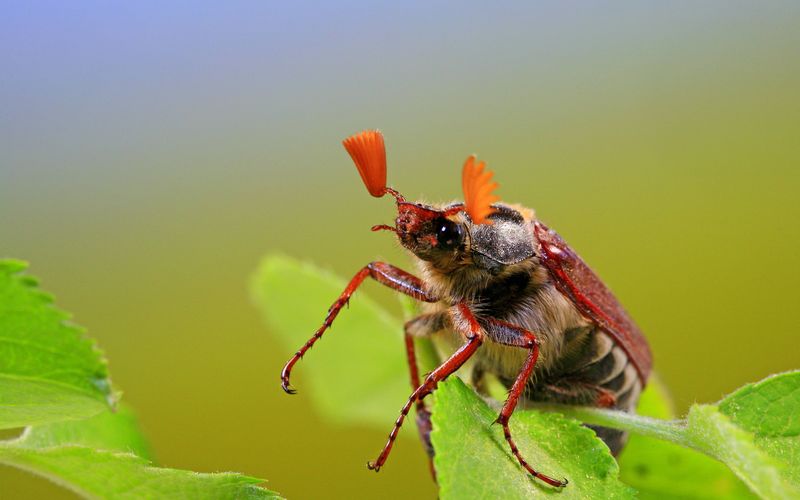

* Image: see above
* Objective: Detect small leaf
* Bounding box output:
[0,402,280,498]
[0,445,279,499]
[718,371,800,488]
[685,404,797,499]
[552,373,799,499]
[432,377,635,499]
[251,254,410,427]
[719,370,800,437]
[619,379,755,499]
[620,436,757,500]
[0,259,114,429]
[16,405,152,460]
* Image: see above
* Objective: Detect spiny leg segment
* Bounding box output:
[403,312,448,413]
[402,312,450,476]
[367,303,483,472]
[280,262,438,394]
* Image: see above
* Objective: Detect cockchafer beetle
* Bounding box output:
[281,130,651,487]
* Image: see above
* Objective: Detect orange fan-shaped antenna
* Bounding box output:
[462,155,499,224]
[342,130,387,197]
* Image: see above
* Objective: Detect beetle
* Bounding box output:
[280,130,651,487]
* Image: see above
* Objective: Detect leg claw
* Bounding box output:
[535,474,569,488]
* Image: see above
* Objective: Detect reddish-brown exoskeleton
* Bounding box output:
[281,130,651,487]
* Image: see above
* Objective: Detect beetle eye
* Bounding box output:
[435,218,465,250]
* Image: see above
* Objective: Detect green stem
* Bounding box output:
[535,403,692,448]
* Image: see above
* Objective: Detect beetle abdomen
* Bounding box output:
[562,326,642,409]
[525,326,642,454]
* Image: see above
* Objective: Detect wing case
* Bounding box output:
[534,220,652,383]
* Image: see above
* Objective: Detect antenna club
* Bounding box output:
[342,130,387,197]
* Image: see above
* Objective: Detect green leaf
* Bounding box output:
[620,435,756,499]
[431,377,635,499]
[685,404,795,499]
[555,372,800,499]
[251,254,409,427]
[0,259,114,429]
[0,258,280,498]
[619,379,755,499]
[719,371,800,437]
[0,403,280,498]
[719,371,800,487]
[0,446,279,499]
[659,372,800,498]
[15,405,152,460]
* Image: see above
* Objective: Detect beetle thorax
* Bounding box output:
[400,202,542,301]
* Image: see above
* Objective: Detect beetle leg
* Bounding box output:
[367,303,483,472]
[542,380,617,408]
[403,312,449,469]
[403,312,448,397]
[485,318,569,488]
[281,262,438,394]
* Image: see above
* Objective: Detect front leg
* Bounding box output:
[367,303,483,472]
[280,262,438,394]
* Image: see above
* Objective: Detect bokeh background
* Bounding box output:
[2,2,799,498]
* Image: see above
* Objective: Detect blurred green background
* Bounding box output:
[2,2,799,498]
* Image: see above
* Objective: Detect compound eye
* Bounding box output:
[435,218,465,250]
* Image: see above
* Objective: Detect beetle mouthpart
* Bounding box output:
[371,224,397,233]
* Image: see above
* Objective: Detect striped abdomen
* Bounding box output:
[511,326,642,455]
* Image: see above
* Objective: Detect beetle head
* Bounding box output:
[343,129,530,272]
[390,201,536,272]
[392,201,466,265]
